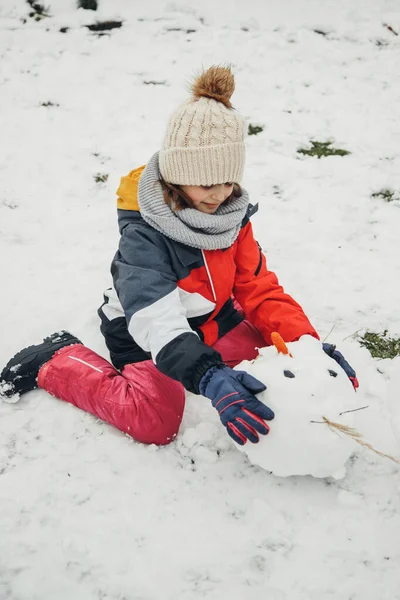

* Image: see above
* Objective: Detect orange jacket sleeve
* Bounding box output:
[233,222,319,344]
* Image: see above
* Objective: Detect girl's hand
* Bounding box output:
[199,365,274,445]
[322,343,359,390]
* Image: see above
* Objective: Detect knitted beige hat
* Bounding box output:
[159,66,246,186]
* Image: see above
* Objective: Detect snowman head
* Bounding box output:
[235,334,358,478]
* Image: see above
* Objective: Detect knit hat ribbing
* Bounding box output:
[159,66,246,186]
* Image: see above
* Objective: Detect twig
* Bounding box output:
[342,328,363,341]
[339,405,369,416]
[322,324,336,343]
[322,417,400,465]
[309,420,342,438]
[383,23,399,36]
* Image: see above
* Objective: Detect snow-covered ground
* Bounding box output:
[1,1,400,598]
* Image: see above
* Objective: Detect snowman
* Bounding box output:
[234,334,360,478]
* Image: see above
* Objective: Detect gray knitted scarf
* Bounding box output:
[138,152,249,250]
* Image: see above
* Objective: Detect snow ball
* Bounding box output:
[0,381,20,404]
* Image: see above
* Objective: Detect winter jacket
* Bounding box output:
[98,166,318,394]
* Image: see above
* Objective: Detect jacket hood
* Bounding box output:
[116,165,145,212]
[116,165,145,232]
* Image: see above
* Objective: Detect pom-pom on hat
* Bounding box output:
[159,66,246,186]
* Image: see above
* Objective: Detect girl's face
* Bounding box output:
[181,183,234,213]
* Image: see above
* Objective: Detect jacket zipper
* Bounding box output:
[201,250,217,302]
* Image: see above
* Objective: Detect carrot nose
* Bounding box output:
[271,332,292,356]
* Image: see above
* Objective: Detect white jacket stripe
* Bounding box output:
[101,288,125,321]
[177,288,216,318]
[128,288,198,360]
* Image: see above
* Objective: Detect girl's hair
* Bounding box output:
[160,178,242,211]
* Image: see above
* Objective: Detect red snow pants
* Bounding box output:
[37,320,266,445]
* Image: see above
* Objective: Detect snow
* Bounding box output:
[234,335,358,478]
[1,0,400,598]
[388,357,400,445]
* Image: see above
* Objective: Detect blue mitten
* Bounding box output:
[322,343,359,390]
[199,365,274,445]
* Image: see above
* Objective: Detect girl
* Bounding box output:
[0,67,358,447]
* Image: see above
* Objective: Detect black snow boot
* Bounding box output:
[0,331,82,399]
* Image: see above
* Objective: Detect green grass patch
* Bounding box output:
[358,330,400,359]
[85,20,122,32]
[94,173,109,183]
[371,188,397,202]
[27,1,50,20]
[272,185,281,196]
[248,124,264,136]
[78,0,98,9]
[297,141,351,159]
